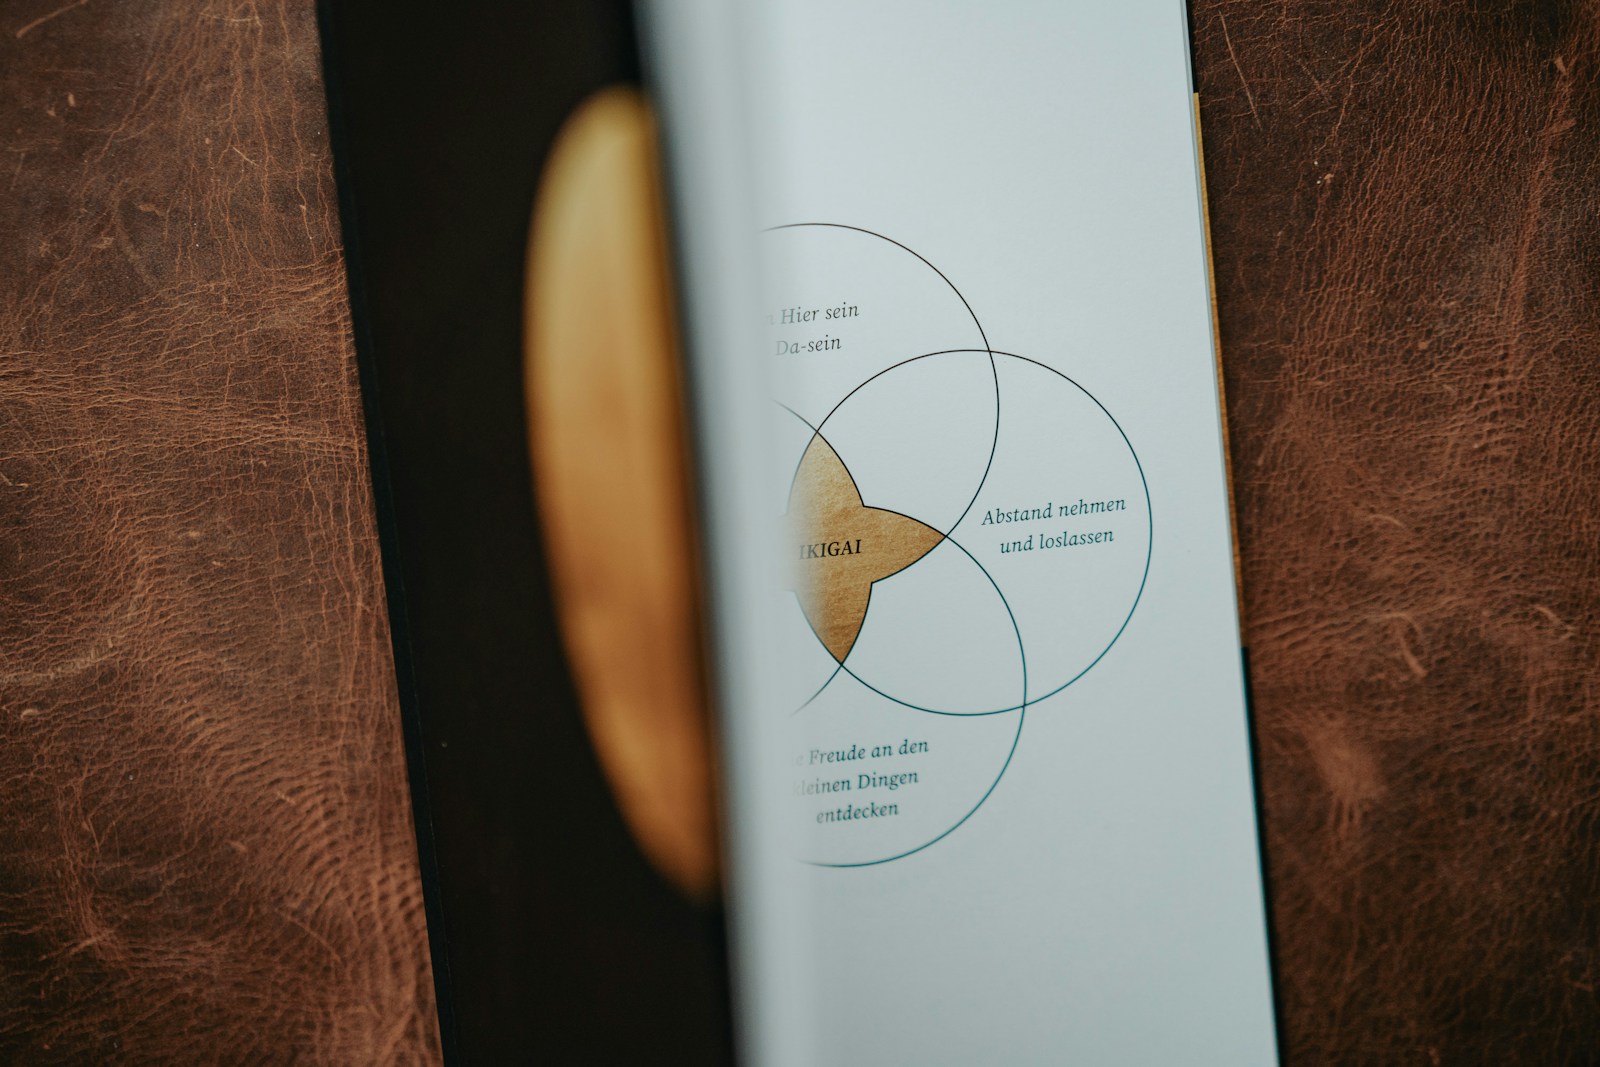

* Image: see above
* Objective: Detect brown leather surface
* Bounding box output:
[0,2,440,1063]
[1194,3,1600,1062]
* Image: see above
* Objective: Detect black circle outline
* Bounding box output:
[790,348,1153,717]
[767,223,1001,539]
[802,531,1028,869]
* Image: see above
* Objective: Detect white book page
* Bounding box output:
[645,4,1278,1064]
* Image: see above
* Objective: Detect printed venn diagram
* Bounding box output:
[767,224,1153,866]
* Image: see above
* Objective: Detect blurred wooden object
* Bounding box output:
[525,89,719,898]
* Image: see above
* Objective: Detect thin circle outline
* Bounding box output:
[767,223,1001,538]
[803,530,1028,868]
[787,348,1152,716]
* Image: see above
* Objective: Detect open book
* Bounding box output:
[640,3,1278,1063]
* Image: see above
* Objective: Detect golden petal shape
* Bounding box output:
[787,433,944,662]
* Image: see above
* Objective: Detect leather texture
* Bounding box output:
[0,1,440,1063]
[1194,3,1600,1062]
